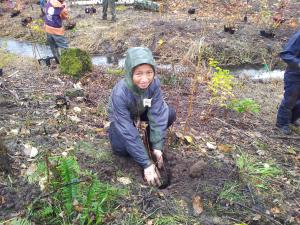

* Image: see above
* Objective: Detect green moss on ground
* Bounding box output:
[60,48,92,79]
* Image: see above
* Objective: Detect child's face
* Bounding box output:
[132,64,154,89]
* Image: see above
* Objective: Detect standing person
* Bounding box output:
[44,0,68,63]
[102,0,116,22]
[276,28,300,135]
[108,47,176,186]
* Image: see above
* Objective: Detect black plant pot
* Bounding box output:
[188,7,196,15]
[244,16,247,22]
[10,10,20,18]
[91,7,96,13]
[0,68,3,76]
[224,25,230,32]
[224,25,235,34]
[260,30,275,38]
[228,28,235,34]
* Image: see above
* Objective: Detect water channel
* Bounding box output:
[0,38,284,80]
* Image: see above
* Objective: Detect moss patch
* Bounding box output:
[59,48,92,79]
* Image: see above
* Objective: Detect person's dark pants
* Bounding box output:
[109,106,176,156]
[102,0,116,20]
[276,82,300,127]
[46,33,68,63]
[292,100,300,122]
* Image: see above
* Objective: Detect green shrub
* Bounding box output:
[228,98,260,114]
[60,48,92,78]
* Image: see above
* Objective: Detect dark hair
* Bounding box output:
[132,63,155,75]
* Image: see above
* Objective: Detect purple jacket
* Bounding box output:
[45,0,65,28]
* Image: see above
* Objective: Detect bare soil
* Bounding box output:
[0,0,300,224]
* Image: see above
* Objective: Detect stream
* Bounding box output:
[0,38,284,80]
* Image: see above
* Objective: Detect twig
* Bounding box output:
[269,135,300,140]
[7,70,19,78]
[235,202,283,225]
[247,183,256,205]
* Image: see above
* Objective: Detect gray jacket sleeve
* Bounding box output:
[111,93,152,169]
[147,79,169,150]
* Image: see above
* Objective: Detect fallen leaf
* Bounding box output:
[158,38,164,46]
[23,144,38,158]
[146,220,153,225]
[192,195,203,215]
[252,214,262,221]
[175,132,184,139]
[68,115,81,123]
[10,128,19,135]
[0,196,5,205]
[73,107,82,113]
[25,163,37,176]
[184,135,193,144]
[286,147,297,155]
[270,207,281,214]
[218,144,233,153]
[73,199,83,213]
[117,177,132,185]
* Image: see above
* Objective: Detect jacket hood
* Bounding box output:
[124,47,156,95]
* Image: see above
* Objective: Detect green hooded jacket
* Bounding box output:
[108,47,169,168]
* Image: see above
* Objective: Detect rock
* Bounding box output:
[206,142,217,150]
[189,160,207,178]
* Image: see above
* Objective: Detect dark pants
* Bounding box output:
[46,33,68,63]
[276,82,300,127]
[109,106,176,156]
[102,0,116,20]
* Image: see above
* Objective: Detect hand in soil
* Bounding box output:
[144,164,161,187]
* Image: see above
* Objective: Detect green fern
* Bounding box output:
[57,157,80,214]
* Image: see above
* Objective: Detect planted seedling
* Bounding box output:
[224,24,236,34]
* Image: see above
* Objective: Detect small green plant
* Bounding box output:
[236,152,282,191]
[153,215,188,225]
[228,98,260,114]
[107,68,124,76]
[0,49,15,68]
[28,155,124,224]
[60,48,92,79]
[123,210,144,225]
[160,73,184,86]
[218,182,244,203]
[207,59,235,108]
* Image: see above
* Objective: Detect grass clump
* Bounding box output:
[107,68,124,76]
[60,48,92,79]
[236,152,282,191]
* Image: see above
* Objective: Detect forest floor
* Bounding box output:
[0,0,300,224]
